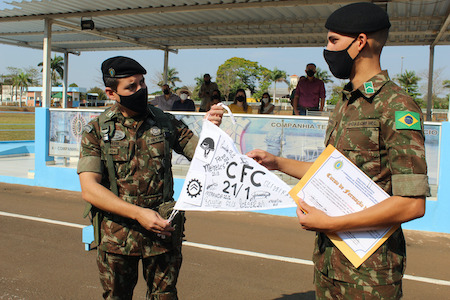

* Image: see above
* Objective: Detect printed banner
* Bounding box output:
[47,110,441,187]
[49,110,100,156]
[175,119,296,211]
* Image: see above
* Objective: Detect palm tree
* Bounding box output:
[395,70,421,100]
[15,72,33,107]
[38,55,64,86]
[267,68,288,103]
[157,67,181,89]
[315,67,333,84]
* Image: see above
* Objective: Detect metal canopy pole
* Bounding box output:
[426,45,434,121]
[163,48,169,85]
[62,51,68,108]
[42,18,52,108]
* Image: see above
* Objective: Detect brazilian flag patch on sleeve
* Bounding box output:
[395,111,421,130]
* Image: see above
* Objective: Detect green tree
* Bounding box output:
[266,67,288,103]
[327,82,346,105]
[192,75,205,102]
[395,70,421,101]
[5,67,20,102]
[157,67,181,89]
[69,83,78,87]
[315,67,333,84]
[443,79,450,89]
[24,67,41,86]
[216,57,269,101]
[38,55,64,86]
[87,87,107,100]
[14,72,33,107]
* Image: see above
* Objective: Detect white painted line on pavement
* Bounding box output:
[183,241,314,266]
[0,211,85,229]
[2,211,450,287]
[403,275,450,286]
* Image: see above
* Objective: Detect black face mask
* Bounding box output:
[163,89,170,95]
[323,37,358,79]
[306,70,315,77]
[236,95,245,102]
[117,87,148,113]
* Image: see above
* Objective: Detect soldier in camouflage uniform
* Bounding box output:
[247,3,429,299]
[78,56,223,300]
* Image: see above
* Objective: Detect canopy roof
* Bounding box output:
[0,0,449,54]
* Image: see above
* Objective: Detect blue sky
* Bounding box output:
[1,1,449,95]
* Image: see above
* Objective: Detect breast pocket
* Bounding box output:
[145,134,166,158]
[101,141,130,162]
[101,141,130,177]
[340,125,381,176]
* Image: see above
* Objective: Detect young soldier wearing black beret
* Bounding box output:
[248,3,429,299]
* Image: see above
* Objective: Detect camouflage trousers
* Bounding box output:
[314,268,402,300]
[97,248,182,300]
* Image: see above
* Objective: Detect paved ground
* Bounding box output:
[1,182,449,299]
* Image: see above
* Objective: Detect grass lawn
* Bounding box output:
[0,112,35,141]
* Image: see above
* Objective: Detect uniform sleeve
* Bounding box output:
[381,87,430,197]
[170,117,199,160]
[77,121,103,174]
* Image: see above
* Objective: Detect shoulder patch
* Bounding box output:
[395,111,421,130]
[83,124,94,133]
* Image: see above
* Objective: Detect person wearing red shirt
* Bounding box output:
[292,63,326,115]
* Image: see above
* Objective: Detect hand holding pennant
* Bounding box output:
[174,106,296,212]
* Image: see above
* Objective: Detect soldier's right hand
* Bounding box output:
[136,208,175,236]
[246,149,279,170]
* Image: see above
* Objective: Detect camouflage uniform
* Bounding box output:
[316,71,430,299]
[77,103,198,299]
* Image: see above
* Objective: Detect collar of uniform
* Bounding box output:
[342,70,390,102]
[104,102,122,121]
[108,102,150,127]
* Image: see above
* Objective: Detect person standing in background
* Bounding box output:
[292,64,325,115]
[198,73,218,112]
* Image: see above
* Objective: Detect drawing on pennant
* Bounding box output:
[200,137,215,158]
[187,179,202,198]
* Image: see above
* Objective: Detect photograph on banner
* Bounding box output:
[49,110,100,156]
[175,119,296,212]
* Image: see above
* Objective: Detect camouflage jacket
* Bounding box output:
[314,71,430,284]
[77,103,198,257]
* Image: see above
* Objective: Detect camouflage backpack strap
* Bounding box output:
[148,105,176,202]
[84,109,118,246]
[98,109,119,196]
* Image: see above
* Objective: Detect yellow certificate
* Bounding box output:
[289,144,397,268]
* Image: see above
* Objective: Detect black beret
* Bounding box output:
[325,2,391,34]
[101,56,146,79]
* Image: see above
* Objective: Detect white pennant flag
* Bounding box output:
[175,118,296,211]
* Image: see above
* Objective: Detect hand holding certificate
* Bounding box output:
[289,145,398,268]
